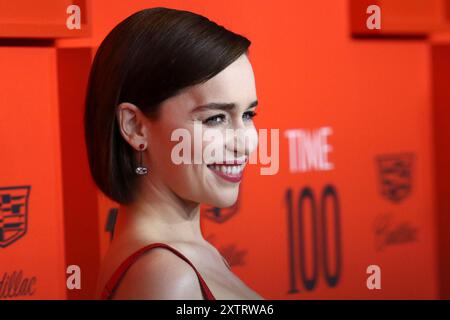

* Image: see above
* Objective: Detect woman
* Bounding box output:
[85,7,263,300]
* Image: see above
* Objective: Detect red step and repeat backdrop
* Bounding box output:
[0,0,449,300]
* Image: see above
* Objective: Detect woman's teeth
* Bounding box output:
[207,164,244,175]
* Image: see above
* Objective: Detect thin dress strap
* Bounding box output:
[100,242,216,300]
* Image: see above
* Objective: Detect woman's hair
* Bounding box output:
[84,7,251,205]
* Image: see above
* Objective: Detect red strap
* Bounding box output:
[100,242,216,300]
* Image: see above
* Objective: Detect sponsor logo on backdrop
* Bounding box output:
[0,186,31,248]
[0,270,37,299]
[374,213,418,251]
[285,127,334,173]
[376,153,415,203]
[285,185,342,293]
[206,234,247,268]
[284,127,341,293]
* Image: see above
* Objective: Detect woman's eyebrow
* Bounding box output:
[190,100,258,113]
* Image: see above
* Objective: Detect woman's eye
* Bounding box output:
[243,111,257,121]
[203,111,257,126]
[203,114,226,126]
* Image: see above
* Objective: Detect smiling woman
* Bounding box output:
[84,7,264,300]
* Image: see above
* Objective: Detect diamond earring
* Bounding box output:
[135,143,148,175]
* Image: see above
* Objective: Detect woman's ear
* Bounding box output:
[116,102,149,150]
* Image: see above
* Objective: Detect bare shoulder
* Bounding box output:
[111,246,205,300]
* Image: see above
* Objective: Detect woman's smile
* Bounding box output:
[206,159,247,183]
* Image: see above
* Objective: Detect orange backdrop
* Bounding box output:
[0,0,449,300]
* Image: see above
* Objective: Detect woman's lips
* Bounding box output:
[207,162,246,183]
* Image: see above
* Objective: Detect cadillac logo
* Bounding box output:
[0,186,31,248]
[376,153,414,203]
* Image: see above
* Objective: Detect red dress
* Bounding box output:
[100,242,216,300]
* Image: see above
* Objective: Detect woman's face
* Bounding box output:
[145,54,259,208]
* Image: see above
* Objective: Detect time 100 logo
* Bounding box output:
[285,184,342,293]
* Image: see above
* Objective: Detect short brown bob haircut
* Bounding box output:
[84,7,251,205]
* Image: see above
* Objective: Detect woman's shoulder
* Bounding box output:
[95,237,205,299]
[110,243,205,299]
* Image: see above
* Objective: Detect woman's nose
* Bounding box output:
[227,119,258,157]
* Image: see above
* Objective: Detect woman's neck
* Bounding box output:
[113,178,206,245]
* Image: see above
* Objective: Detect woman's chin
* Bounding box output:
[206,194,238,208]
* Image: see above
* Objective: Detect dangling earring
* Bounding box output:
[135,143,148,175]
